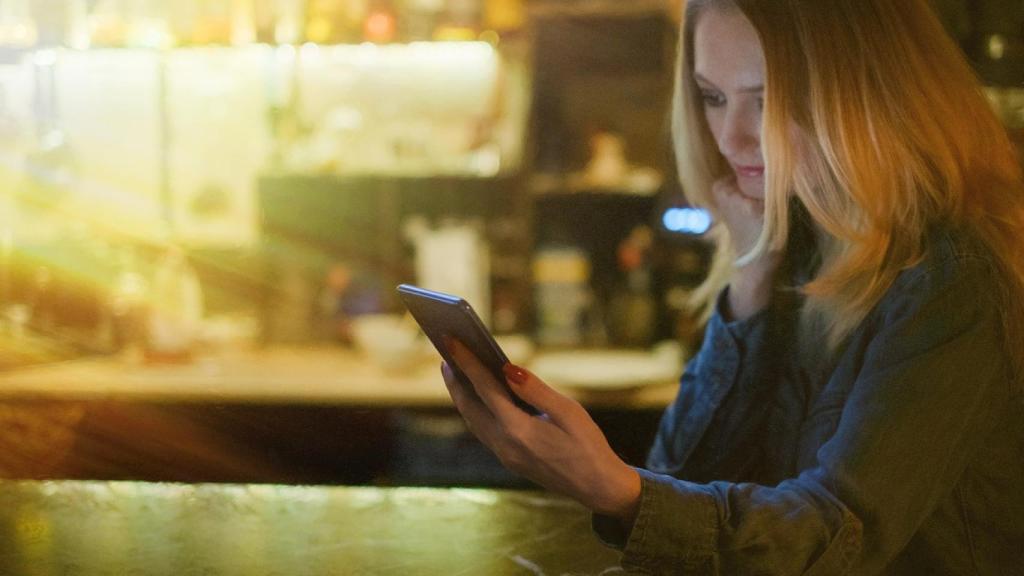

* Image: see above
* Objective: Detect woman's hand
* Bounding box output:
[711,175,782,321]
[441,338,641,523]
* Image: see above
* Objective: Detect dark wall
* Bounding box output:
[531,14,675,174]
[933,0,1024,86]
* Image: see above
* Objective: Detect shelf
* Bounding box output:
[533,189,660,201]
[530,0,674,19]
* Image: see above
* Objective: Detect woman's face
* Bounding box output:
[693,7,766,200]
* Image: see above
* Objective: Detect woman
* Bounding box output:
[441,0,1024,573]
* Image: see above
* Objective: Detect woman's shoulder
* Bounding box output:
[847,225,1010,382]
[886,225,999,308]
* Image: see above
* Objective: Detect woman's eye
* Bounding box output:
[700,90,726,108]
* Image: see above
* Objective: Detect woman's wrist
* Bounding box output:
[726,258,779,321]
[594,463,641,526]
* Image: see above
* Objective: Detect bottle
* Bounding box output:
[532,244,591,348]
[191,0,233,45]
[340,0,369,43]
[110,248,149,357]
[230,0,257,45]
[146,246,204,362]
[607,225,657,348]
[434,0,478,41]
[273,0,304,44]
[305,0,337,44]
[484,0,524,34]
[26,264,55,334]
[363,0,397,43]
[404,0,443,42]
[66,0,91,49]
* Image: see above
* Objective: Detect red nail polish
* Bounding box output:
[503,363,529,386]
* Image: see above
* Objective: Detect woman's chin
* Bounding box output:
[738,185,765,202]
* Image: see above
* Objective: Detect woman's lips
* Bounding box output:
[734,165,765,178]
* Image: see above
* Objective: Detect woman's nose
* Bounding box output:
[718,106,759,159]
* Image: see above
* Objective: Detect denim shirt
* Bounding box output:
[594,230,1024,575]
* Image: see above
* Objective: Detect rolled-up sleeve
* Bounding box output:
[596,254,1012,574]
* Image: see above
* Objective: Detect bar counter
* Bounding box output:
[0,345,678,409]
[0,480,623,575]
[0,346,674,484]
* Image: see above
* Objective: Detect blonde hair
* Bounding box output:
[674,0,1024,380]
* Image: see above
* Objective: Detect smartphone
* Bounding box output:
[397,284,538,415]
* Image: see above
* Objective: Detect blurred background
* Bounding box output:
[0,0,1020,487]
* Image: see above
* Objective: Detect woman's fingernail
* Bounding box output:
[503,363,529,386]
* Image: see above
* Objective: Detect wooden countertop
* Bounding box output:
[0,480,623,575]
[0,346,679,409]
